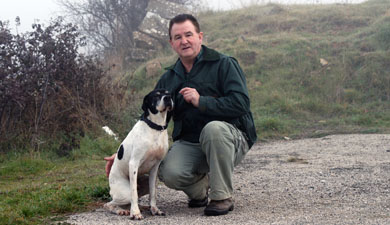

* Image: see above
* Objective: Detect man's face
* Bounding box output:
[169,20,203,62]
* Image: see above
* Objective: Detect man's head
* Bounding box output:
[168,14,200,40]
[169,14,203,63]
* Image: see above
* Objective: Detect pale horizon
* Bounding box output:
[1,0,368,34]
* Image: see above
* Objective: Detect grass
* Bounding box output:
[2,0,390,223]
[0,135,115,225]
[202,0,390,140]
[115,0,390,140]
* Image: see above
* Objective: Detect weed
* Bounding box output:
[349,114,375,126]
[89,186,111,201]
[287,157,309,164]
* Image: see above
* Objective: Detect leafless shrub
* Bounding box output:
[0,18,108,153]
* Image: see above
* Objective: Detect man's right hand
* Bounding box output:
[104,153,116,178]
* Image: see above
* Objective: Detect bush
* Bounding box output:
[0,18,107,153]
[374,21,390,50]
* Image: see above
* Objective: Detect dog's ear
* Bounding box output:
[142,92,151,114]
[142,90,160,115]
[166,110,173,124]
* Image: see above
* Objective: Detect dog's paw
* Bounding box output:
[104,202,131,216]
[118,210,130,216]
[130,212,144,220]
[150,206,165,216]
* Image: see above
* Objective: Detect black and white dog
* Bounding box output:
[104,89,173,220]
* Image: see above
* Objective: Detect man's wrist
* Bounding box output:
[198,96,207,112]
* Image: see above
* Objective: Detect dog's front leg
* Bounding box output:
[129,160,143,220]
[149,162,165,216]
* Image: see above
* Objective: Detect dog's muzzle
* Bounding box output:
[163,96,173,111]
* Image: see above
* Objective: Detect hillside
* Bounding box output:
[124,0,390,140]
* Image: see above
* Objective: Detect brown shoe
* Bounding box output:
[204,198,234,216]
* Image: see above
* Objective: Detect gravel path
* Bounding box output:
[64,134,390,225]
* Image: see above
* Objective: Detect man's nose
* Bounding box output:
[180,37,188,44]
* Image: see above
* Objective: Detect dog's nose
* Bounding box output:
[163,96,173,107]
[163,96,171,103]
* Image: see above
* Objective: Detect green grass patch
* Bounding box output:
[0,135,115,225]
[69,135,119,160]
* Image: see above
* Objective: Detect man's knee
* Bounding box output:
[158,162,186,190]
[200,121,232,144]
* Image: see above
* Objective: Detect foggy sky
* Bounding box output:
[1,0,367,33]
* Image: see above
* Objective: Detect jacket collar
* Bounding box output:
[201,45,220,61]
[165,45,220,71]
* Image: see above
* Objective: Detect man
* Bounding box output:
[105,14,257,216]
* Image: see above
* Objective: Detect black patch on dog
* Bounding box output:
[117,145,124,160]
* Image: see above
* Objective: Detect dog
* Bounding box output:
[103,89,173,220]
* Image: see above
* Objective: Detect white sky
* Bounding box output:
[0,0,61,33]
[0,0,367,33]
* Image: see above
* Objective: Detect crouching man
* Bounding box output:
[105,13,257,216]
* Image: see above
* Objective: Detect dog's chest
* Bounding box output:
[120,122,169,174]
[138,146,166,175]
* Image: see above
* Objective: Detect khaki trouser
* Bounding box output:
[158,121,249,200]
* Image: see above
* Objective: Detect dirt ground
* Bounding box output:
[64,134,390,225]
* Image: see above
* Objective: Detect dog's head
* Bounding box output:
[142,89,174,118]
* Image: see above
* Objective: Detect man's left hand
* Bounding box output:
[104,154,116,178]
[179,87,200,107]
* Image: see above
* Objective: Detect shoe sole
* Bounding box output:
[188,198,208,208]
[204,204,234,216]
[188,202,208,208]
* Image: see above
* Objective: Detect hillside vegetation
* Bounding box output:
[1,0,390,224]
[126,0,390,140]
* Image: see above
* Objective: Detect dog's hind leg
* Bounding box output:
[149,162,165,216]
[104,178,132,216]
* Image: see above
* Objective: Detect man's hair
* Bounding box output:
[169,14,200,40]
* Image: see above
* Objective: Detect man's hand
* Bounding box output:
[104,153,116,178]
[179,87,200,107]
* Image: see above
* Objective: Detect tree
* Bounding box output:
[59,0,199,61]
[60,0,149,55]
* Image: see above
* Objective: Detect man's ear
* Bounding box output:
[169,39,174,48]
[198,32,203,43]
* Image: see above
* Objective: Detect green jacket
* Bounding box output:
[155,45,257,148]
